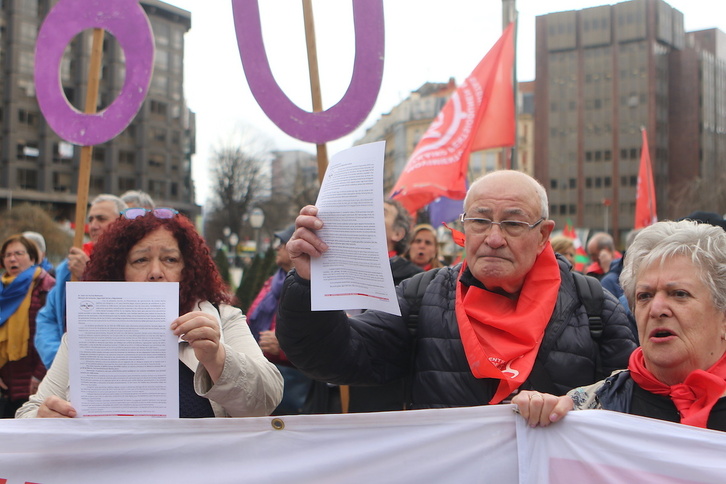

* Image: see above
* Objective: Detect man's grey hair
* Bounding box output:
[120,190,155,209]
[620,220,726,312]
[588,232,615,252]
[464,170,549,219]
[91,194,128,214]
[385,199,413,256]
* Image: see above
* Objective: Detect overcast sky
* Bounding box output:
[164,0,726,206]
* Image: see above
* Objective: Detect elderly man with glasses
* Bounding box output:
[276,170,637,410]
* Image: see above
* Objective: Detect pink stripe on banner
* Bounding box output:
[549,458,701,484]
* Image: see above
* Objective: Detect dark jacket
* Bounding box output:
[570,369,634,413]
[570,369,726,431]
[601,256,624,299]
[277,256,637,409]
[389,255,423,285]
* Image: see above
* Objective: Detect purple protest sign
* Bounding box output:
[34,0,154,146]
[232,0,384,144]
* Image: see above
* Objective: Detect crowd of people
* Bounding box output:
[0,173,725,442]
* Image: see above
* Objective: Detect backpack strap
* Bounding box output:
[572,272,605,341]
[402,267,442,409]
[528,272,606,394]
[403,267,442,337]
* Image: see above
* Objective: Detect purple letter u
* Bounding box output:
[232,0,384,144]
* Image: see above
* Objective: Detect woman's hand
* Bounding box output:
[259,330,280,356]
[171,311,226,382]
[511,390,574,427]
[38,395,76,418]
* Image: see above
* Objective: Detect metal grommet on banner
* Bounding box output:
[271,418,285,430]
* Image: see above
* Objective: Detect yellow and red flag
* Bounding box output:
[390,23,516,214]
[634,128,657,229]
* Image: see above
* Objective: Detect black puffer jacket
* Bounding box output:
[277,256,638,409]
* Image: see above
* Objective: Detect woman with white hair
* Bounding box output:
[514,220,726,431]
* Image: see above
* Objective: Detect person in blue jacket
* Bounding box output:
[34,194,127,368]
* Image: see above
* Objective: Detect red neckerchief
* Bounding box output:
[388,250,397,258]
[629,348,726,428]
[455,243,561,404]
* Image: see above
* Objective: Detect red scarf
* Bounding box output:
[629,348,726,428]
[455,243,561,404]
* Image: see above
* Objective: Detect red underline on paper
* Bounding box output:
[324,293,389,301]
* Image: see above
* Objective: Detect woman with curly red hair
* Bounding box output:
[17,209,282,418]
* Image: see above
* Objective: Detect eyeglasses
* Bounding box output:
[121,208,179,220]
[3,250,27,259]
[459,214,545,237]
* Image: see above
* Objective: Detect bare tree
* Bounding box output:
[0,204,73,264]
[205,127,274,245]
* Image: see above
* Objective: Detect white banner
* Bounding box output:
[517,409,726,484]
[0,406,724,483]
[0,406,517,484]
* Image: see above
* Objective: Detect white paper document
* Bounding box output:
[311,141,401,315]
[66,282,180,418]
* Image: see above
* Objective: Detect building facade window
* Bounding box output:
[53,171,72,192]
[17,168,38,189]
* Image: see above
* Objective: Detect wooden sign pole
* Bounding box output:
[302,0,329,185]
[302,0,348,413]
[71,27,105,280]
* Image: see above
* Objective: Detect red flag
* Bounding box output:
[634,128,657,229]
[389,23,515,214]
[562,220,588,273]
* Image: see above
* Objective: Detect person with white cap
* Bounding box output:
[22,231,55,277]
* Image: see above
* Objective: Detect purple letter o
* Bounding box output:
[34,0,154,146]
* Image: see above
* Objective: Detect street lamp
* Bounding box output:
[249,208,265,254]
[228,232,239,251]
[228,232,239,266]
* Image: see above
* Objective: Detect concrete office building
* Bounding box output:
[535,0,726,242]
[0,0,197,219]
